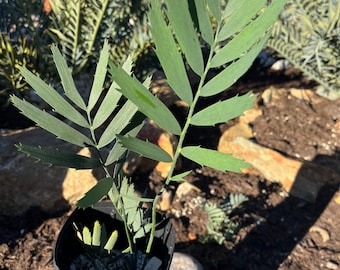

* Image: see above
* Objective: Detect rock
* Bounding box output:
[0,127,97,215]
[325,261,339,270]
[218,136,340,202]
[158,189,173,211]
[62,147,98,205]
[261,87,288,104]
[309,225,330,243]
[335,192,340,204]
[176,182,201,200]
[239,107,263,124]
[270,59,292,71]
[218,123,253,152]
[170,252,203,270]
[289,88,318,101]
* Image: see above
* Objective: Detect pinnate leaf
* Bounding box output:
[194,0,214,45]
[109,62,181,135]
[97,100,138,148]
[77,177,113,208]
[218,0,266,41]
[202,32,269,97]
[87,40,110,112]
[191,92,256,126]
[181,146,251,173]
[11,96,93,147]
[166,0,204,75]
[51,45,86,110]
[117,135,172,163]
[212,0,285,67]
[19,66,88,128]
[148,0,193,104]
[207,0,221,21]
[16,144,101,169]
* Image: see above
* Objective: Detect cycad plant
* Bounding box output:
[12,0,286,267]
[48,0,153,74]
[0,33,38,106]
[268,0,340,98]
[200,193,249,245]
[0,0,51,106]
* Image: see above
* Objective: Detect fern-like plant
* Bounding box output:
[12,0,286,268]
[268,0,340,98]
[0,33,38,106]
[199,193,249,245]
[48,0,153,74]
[0,0,52,106]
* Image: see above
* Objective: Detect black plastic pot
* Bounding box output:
[54,201,175,270]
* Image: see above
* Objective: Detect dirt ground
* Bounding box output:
[0,65,339,270]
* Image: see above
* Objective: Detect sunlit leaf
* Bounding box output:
[191,92,256,126]
[120,180,139,226]
[92,55,134,130]
[170,171,192,182]
[82,226,92,245]
[181,146,251,173]
[194,0,214,45]
[92,87,122,130]
[87,40,109,112]
[107,184,122,215]
[51,45,86,110]
[104,230,118,252]
[218,0,266,41]
[92,221,101,246]
[148,0,193,104]
[105,117,144,166]
[108,62,181,135]
[11,96,93,147]
[77,177,113,208]
[212,0,286,67]
[117,135,172,163]
[166,0,204,75]
[98,100,138,148]
[207,0,221,21]
[16,144,101,169]
[202,32,270,97]
[19,67,88,128]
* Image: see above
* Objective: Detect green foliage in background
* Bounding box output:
[0,0,154,107]
[0,33,38,106]
[48,0,154,75]
[268,0,340,97]
[12,0,286,264]
[0,0,51,106]
[200,193,249,245]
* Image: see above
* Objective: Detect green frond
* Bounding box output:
[269,0,340,97]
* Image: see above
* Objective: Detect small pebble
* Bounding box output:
[326,261,339,270]
[0,243,9,257]
[170,252,203,270]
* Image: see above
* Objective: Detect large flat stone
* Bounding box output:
[0,127,97,215]
[218,136,340,202]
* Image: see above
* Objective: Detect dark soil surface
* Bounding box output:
[0,66,339,270]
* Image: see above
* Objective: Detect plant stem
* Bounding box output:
[146,22,222,254]
[86,110,134,254]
